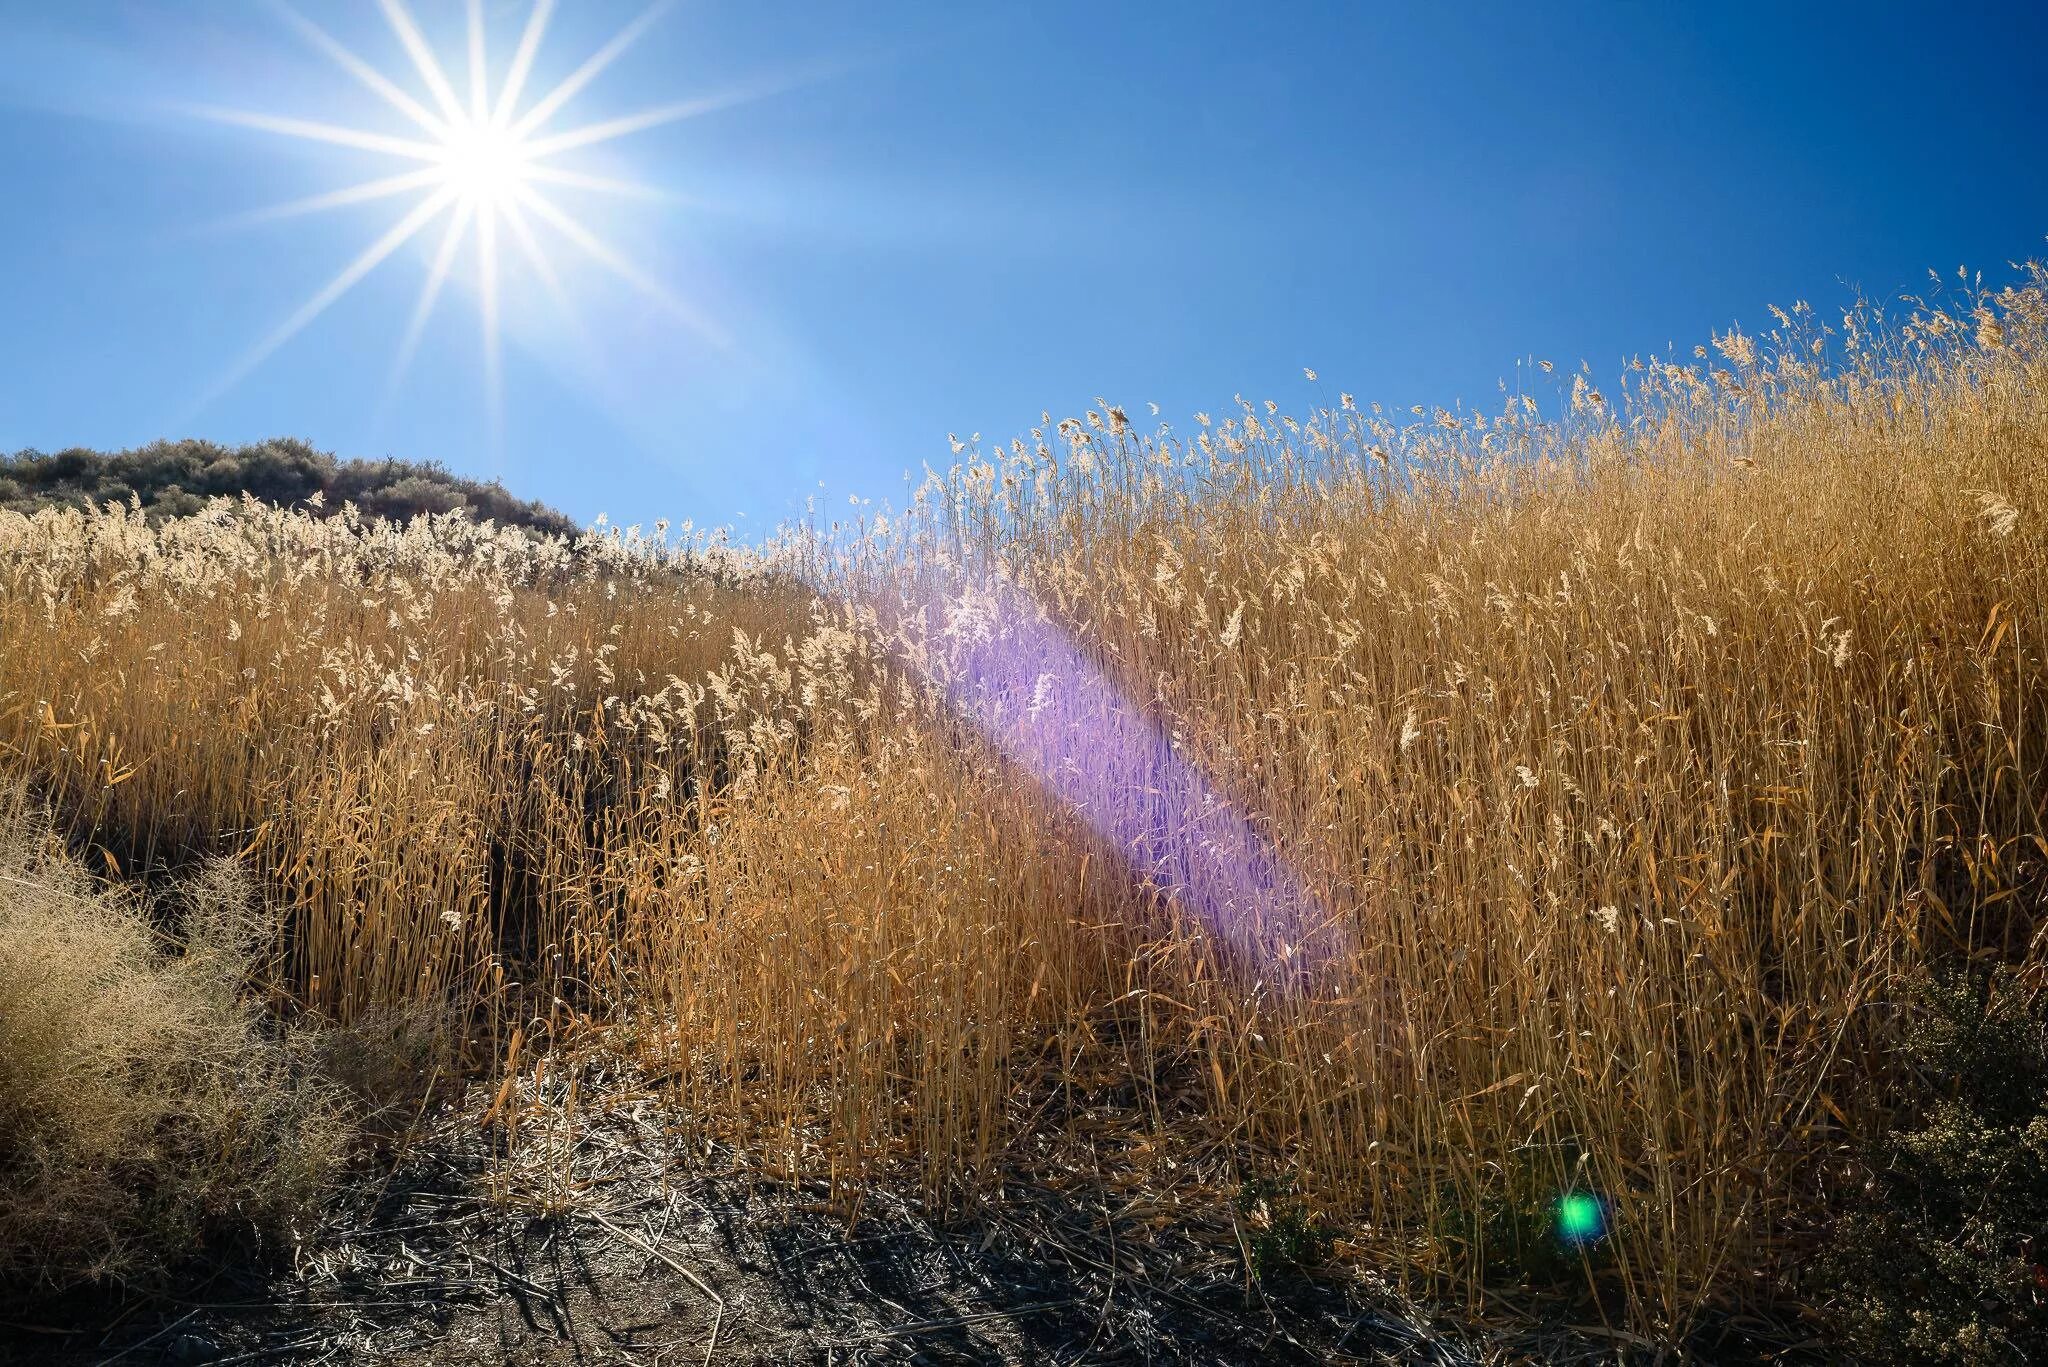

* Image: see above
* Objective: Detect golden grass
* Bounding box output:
[2,261,2044,1336]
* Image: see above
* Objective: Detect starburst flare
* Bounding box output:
[194,0,724,438]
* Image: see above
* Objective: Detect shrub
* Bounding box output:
[1237,1174,1336,1281]
[0,818,350,1292]
[1820,972,2048,1364]
[304,1005,458,1147]
[0,437,578,536]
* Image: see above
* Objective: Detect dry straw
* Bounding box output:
[3,261,2045,1336]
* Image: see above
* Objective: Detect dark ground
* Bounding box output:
[0,1089,1479,1367]
[0,1059,1830,1366]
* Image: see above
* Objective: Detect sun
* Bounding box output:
[191,0,731,444]
[439,119,532,210]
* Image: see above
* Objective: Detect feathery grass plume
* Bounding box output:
[0,254,2045,1343]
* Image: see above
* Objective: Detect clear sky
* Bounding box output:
[2,1,2044,532]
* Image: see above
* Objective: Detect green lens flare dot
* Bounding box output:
[1555,1191,1607,1247]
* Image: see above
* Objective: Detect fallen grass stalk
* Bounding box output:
[581,1210,723,1367]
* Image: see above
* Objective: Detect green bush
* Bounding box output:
[1821,971,2048,1364]
[1236,1173,1335,1281]
[0,437,577,536]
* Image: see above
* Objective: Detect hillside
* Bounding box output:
[2,260,2046,1363]
[0,436,578,536]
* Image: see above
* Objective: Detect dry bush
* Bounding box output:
[0,812,348,1291]
[2,259,2045,1340]
[1819,969,2048,1364]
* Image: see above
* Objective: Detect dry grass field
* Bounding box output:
[4,259,2046,1356]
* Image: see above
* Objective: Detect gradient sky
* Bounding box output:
[2,1,2044,532]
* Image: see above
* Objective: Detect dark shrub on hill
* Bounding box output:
[1,437,578,536]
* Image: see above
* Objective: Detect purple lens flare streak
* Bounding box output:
[925,583,1345,990]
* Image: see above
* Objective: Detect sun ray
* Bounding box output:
[212,166,448,231]
[520,98,717,160]
[497,197,572,312]
[510,183,726,344]
[268,1,448,139]
[376,0,468,128]
[492,0,556,129]
[520,164,673,201]
[476,204,504,456]
[508,1,673,140]
[192,105,443,161]
[495,194,606,403]
[193,187,458,417]
[200,0,773,420]
[465,0,489,123]
[521,63,848,160]
[499,195,603,367]
[382,198,477,416]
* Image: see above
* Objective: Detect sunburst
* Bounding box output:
[192,0,723,443]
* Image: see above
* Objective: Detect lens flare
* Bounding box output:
[187,0,745,434]
[910,582,1338,980]
[1555,1191,1607,1247]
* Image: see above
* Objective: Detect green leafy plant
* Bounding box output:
[1237,1173,1335,1281]
[1,437,576,535]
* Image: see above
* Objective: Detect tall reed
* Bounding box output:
[2,261,2043,1336]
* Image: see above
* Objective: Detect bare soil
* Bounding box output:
[0,1090,1474,1366]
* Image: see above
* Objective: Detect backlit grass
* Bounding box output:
[3,258,2044,1340]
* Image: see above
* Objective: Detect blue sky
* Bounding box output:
[2,1,2044,531]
